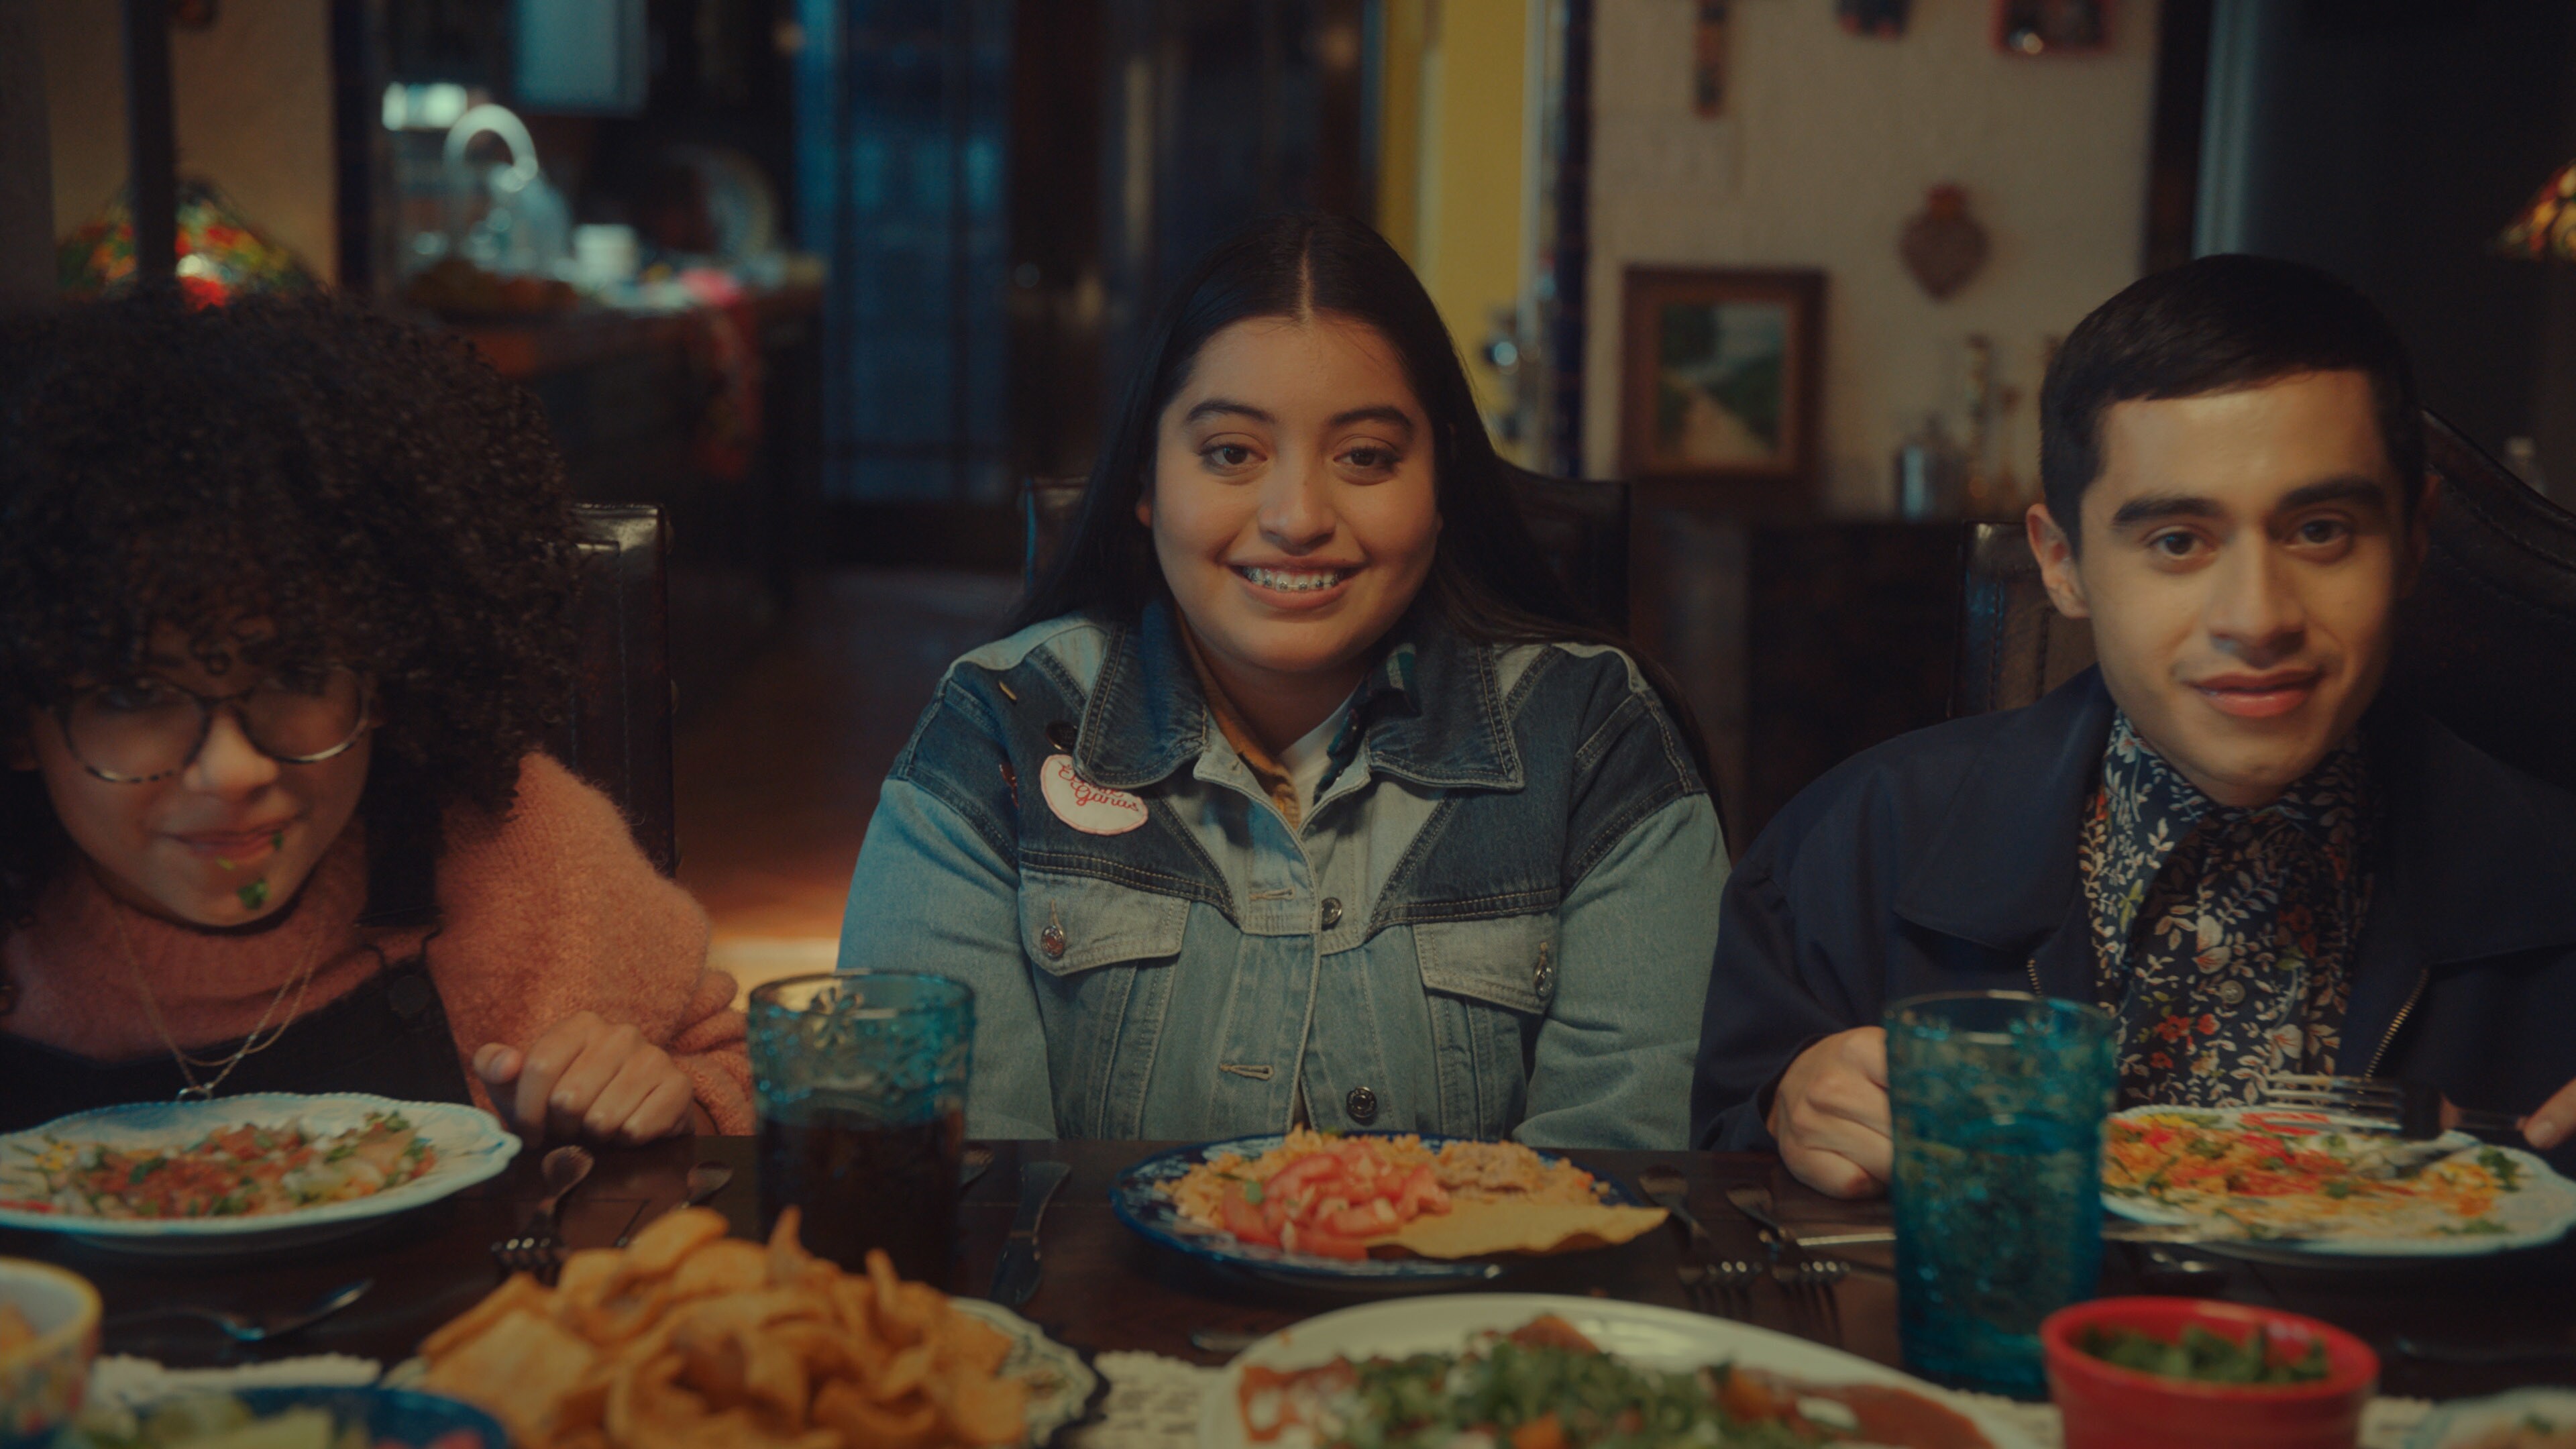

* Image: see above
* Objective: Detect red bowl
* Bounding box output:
[2043,1297,2378,1449]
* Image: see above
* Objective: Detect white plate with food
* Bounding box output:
[2405,1388,2576,1449]
[0,1093,519,1254]
[1199,1293,2039,1449]
[2100,1106,2576,1261]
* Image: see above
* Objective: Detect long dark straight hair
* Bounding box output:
[1012,211,1712,786]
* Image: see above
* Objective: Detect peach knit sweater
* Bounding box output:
[0,754,753,1132]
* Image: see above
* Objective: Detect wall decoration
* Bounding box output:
[1693,1,1730,117]
[1619,267,1825,509]
[1837,0,1911,38]
[1994,0,2110,56]
[1900,184,1990,301]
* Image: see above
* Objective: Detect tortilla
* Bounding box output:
[1389,1201,1668,1258]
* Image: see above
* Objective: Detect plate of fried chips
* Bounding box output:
[411,1207,1098,1448]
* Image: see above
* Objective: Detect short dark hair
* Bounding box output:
[0,294,578,925]
[2039,254,2426,549]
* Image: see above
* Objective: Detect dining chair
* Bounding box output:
[1948,414,2576,795]
[1018,465,1634,630]
[546,502,678,875]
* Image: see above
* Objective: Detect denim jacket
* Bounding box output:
[839,600,1727,1147]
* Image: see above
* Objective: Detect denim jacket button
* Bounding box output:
[1040,923,1067,958]
[1534,943,1555,1001]
[1345,1085,1379,1124]
[1046,720,1078,752]
[1319,897,1344,930]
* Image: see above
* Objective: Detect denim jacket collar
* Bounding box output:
[1072,598,1523,794]
[1891,667,2576,965]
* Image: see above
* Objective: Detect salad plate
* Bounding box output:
[2100,1106,2576,1263]
[1111,1132,1649,1288]
[0,1093,519,1256]
[1199,1293,2043,1449]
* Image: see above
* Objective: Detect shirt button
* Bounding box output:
[1346,1085,1379,1124]
[1040,923,1067,958]
[1319,897,1344,930]
[2216,980,2246,1006]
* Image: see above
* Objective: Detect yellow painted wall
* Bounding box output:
[1379,0,1531,453]
[36,0,338,284]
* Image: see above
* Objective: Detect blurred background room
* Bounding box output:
[8,0,2576,1000]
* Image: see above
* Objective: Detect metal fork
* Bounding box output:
[2259,1075,2524,1139]
[491,1145,594,1281]
[1677,1259,1760,1318]
[1770,1254,1849,1343]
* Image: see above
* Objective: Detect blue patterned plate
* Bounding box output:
[1109,1133,1645,1287]
[0,1093,520,1256]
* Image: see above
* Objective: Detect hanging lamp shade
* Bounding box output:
[2498,158,2576,262]
[57,178,316,303]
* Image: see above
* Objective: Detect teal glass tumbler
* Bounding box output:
[1886,989,2116,1398]
[747,971,973,1285]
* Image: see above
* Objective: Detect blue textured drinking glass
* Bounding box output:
[1886,989,2116,1398]
[747,971,973,1283]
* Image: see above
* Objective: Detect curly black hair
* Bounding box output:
[0,294,578,925]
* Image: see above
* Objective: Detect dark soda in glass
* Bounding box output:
[758,1095,964,1285]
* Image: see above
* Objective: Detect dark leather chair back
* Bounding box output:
[1949,521,2096,717]
[545,503,678,874]
[2387,417,2576,794]
[1949,415,2576,794]
[1020,466,1633,629]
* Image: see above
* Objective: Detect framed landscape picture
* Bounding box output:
[1619,266,1824,509]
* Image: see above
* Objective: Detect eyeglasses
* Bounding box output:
[54,665,374,784]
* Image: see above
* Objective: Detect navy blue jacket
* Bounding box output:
[1693,669,2576,1171]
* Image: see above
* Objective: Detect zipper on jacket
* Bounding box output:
[2025,955,2043,994]
[2362,967,2430,1079]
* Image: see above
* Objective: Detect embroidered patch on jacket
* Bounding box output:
[1038,753,1149,835]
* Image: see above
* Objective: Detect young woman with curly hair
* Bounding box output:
[0,296,751,1138]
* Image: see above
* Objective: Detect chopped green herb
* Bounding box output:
[236,879,269,911]
[2079,1324,2330,1385]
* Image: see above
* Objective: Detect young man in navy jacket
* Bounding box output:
[1693,254,2576,1195]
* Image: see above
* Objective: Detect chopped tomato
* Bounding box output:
[1220,1183,1279,1245]
[1324,1198,1399,1237]
[1394,1163,1450,1217]
[1509,1413,1566,1449]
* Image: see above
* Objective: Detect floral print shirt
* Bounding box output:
[2080,714,2375,1108]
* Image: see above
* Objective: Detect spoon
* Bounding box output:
[107,1278,374,1344]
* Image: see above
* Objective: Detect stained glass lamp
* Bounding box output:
[2498,159,2576,262]
[58,179,316,304]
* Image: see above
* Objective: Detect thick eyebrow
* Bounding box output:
[2107,474,2395,533]
[1178,399,1417,435]
[2106,494,2222,531]
[1328,405,1416,435]
[2275,476,2395,515]
[1181,398,1275,427]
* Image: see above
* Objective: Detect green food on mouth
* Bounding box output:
[237,879,270,911]
[2078,1324,2331,1385]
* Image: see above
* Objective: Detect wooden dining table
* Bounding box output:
[7,1136,2573,1407]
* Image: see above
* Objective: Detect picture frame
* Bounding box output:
[1618,266,1824,509]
